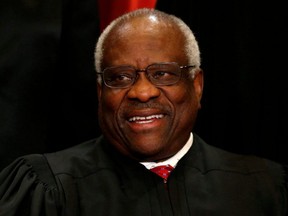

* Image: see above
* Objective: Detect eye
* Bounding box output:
[152,70,178,80]
[153,71,168,78]
[107,72,134,82]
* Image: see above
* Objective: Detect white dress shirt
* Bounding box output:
[140,132,193,170]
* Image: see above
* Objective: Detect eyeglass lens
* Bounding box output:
[103,63,182,88]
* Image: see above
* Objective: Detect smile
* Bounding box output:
[128,114,164,124]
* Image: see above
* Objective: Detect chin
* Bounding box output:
[127,142,173,161]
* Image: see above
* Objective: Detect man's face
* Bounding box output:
[97,17,203,161]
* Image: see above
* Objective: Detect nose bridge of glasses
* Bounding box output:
[135,67,148,74]
[133,68,151,84]
[134,67,153,83]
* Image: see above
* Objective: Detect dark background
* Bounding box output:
[0,0,287,170]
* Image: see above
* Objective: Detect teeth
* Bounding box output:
[129,114,164,123]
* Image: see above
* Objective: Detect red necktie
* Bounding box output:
[150,165,174,183]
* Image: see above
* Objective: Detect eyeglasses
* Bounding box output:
[97,62,195,89]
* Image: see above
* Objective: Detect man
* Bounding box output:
[0,8,287,216]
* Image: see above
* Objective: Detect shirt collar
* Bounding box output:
[140,132,193,170]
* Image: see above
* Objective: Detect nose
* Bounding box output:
[127,72,161,102]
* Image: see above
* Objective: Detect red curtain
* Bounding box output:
[97,0,157,32]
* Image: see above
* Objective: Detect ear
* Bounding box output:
[193,69,204,109]
[97,82,102,100]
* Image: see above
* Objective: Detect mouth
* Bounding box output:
[128,114,165,124]
[121,102,171,132]
[125,112,166,132]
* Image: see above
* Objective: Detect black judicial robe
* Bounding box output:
[0,134,287,216]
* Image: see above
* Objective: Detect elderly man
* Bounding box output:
[0,8,287,216]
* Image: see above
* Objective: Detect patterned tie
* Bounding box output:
[150,164,174,183]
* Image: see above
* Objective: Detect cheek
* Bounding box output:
[98,89,128,128]
[100,89,125,111]
[167,84,195,106]
[98,89,129,139]
[166,85,198,123]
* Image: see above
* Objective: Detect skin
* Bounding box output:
[97,15,204,162]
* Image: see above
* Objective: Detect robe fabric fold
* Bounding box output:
[0,134,287,215]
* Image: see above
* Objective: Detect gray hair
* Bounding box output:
[94,8,201,84]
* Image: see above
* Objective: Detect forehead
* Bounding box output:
[102,16,187,65]
[108,15,183,44]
